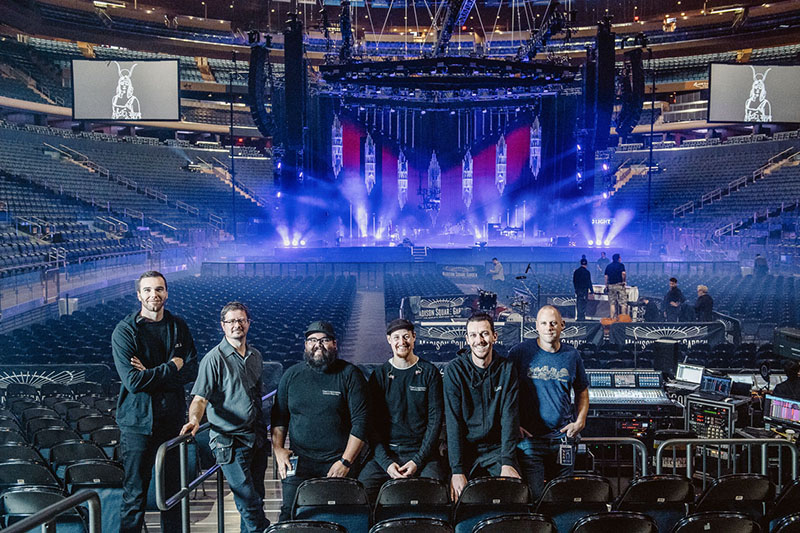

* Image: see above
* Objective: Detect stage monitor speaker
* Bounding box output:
[247,46,274,138]
[653,339,681,378]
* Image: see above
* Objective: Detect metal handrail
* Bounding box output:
[655,438,798,491]
[155,390,277,533]
[4,489,102,533]
[580,437,649,477]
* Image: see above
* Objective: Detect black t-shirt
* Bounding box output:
[604,262,626,284]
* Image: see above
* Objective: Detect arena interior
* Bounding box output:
[2,0,800,530]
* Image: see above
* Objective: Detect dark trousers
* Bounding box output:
[218,440,269,533]
[358,445,447,502]
[517,437,574,501]
[120,422,181,533]
[279,456,360,522]
[460,444,509,479]
[575,293,588,321]
[665,307,680,322]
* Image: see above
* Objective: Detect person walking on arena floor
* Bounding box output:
[112,271,198,533]
[271,320,368,522]
[358,318,445,502]
[444,312,521,501]
[662,277,686,322]
[181,302,269,533]
[604,253,627,319]
[573,256,593,321]
[509,305,589,500]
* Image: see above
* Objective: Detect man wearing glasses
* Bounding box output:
[358,318,445,502]
[271,320,368,522]
[181,302,269,533]
[112,271,197,533]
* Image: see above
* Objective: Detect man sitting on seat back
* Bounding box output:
[358,318,445,502]
[444,312,520,501]
[271,320,368,522]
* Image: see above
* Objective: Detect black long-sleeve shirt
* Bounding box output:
[695,294,714,322]
[367,358,443,471]
[573,266,593,295]
[443,351,519,475]
[271,359,368,463]
[662,287,686,312]
[111,310,198,434]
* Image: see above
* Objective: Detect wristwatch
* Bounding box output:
[339,457,352,468]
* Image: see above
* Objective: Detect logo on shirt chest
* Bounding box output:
[322,390,341,396]
[409,386,427,392]
[528,365,569,382]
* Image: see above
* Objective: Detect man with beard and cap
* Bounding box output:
[509,305,589,500]
[112,271,198,533]
[358,318,445,502]
[181,302,269,533]
[444,312,521,501]
[270,320,368,522]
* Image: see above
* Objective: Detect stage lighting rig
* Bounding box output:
[515,0,575,62]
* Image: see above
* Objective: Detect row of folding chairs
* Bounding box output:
[281,474,800,533]
[269,511,800,532]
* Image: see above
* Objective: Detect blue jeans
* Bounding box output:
[517,437,574,501]
[120,424,181,533]
[217,439,269,533]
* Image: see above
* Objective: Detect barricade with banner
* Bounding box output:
[401,294,479,321]
[713,311,742,345]
[609,322,728,348]
[0,364,114,387]
[414,318,521,351]
[522,319,604,345]
[440,265,483,280]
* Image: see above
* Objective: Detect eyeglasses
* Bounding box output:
[306,337,334,345]
[222,318,250,326]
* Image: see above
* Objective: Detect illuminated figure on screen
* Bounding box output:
[744,66,772,123]
[111,62,141,120]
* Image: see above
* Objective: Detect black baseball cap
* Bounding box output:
[386,318,415,336]
[305,320,336,339]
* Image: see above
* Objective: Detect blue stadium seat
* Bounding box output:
[452,477,531,533]
[292,478,371,533]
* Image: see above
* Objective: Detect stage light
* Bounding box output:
[602,192,608,199]
[577,172,582,179]
[482,109,487,113]
[298,171,303,178]
[576,144,582,150]
[421,110,426,115]
[450,110,456,115]
[277,162,282,169]
[602,163,609,171]
[276,191,282,198]
[291,238,299,246]
[300,239,307,246]
[588,240,594,245]
[604,239,611,245]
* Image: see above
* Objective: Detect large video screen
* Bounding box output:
[71,59,180,121]
[708,63,800,124]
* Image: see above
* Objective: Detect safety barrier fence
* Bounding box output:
[4,490,102,533]
[155,389,276,533]
[656,438,798,492]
